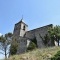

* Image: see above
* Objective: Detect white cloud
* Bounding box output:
[0,33,2,36]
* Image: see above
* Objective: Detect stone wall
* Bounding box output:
[13,22,21,37]
[25,24,53,48]
[17,37,27,54]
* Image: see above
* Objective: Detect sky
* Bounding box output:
[0,0,60,59]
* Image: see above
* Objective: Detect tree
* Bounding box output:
[48,25,60,46]
[0,33,12,59]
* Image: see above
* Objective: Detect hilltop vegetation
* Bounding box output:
[9,47,60,60]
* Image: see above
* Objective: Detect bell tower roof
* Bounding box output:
[19,15,25,23]
[20,18,24,23]
[15,18,28,27]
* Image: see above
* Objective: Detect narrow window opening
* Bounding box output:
[23,25,25,31]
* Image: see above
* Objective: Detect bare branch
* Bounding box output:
[0,52,4,55]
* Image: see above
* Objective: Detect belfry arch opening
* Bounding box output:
[23,25,25,31]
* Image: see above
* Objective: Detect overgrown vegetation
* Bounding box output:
[27,37,37,51]
[51,51,60,60]
[8,47,60,60]
[48,25,60,46]
[27,41,36,51]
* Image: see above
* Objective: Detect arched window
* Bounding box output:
[23,25,25,30]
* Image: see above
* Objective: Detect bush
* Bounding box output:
[51,51,60,60]
[27,41,36,51]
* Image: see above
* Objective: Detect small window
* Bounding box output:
[23,25,25,30]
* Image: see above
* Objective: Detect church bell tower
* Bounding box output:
[13,18,28,37]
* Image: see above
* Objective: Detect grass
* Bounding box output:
[8,46,60,60]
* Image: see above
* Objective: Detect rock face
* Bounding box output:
[13,19,53,54]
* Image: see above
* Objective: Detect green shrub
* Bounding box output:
[51,51,60,60]
[27,41,36,51]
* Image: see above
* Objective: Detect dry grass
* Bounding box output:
[8,47,60,60]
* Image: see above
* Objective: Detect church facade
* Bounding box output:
[13,19,53,54]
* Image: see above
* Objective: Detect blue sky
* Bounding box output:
[0,0,60,59]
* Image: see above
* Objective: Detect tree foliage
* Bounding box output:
[48,25,60,46]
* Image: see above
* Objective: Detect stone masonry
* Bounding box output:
[13,19,53,54]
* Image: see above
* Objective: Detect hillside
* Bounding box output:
[8,47,60,60]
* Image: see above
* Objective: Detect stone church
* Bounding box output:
[13,19,53,54]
